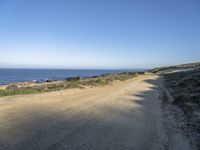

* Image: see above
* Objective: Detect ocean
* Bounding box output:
[0,68,142,85]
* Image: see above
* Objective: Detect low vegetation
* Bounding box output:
[0,72,138,97]
[150,62,200,74]
[161,63,200,148]
[164,69,200,111]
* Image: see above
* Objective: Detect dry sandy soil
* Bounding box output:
[0,74,193,150]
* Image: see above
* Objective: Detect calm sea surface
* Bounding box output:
[0,68,142,85]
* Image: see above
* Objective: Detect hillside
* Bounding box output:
[151,62,200,74]
[152,62,200,149]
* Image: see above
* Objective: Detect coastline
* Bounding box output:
[0,68,144,85]
[0,71,145,97]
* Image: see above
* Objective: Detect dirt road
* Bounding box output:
[0,75,192,150]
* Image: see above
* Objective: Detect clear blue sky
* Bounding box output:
[0,0,200,69]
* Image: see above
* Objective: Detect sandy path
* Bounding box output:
[0,75,192,150]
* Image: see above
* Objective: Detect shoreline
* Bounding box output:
[0,71,145,86]
[0,71,145,97]
[0,69,145,85]
[0,68,145,86]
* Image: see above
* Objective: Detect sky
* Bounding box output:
[0,0,200,69]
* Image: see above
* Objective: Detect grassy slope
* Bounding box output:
[151,62,200,74]
[164,69,200,112]
[153,62,200,148]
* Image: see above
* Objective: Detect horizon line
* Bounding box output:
[0,67,147,70]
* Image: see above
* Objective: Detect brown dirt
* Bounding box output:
[0,75,192,150]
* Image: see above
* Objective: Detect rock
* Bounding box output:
[46,79,57,82]
[65,76,80,81]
